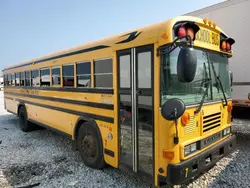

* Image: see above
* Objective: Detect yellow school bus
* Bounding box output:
[3,16,236,187]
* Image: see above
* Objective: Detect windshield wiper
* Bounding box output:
[209,57,228,106]
[194,78,210,114]
[194,62,211,114]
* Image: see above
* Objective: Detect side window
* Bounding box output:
[20,72,25,86]
[41,68,50,87]
[52,67,61,86]
[11,73,15,86]
[63,64,74,87]
[31,70,40,87]
[3,75,6,86]
[15,73,20,86]
[7,74,11,86]
[25,71,31,87]
[94,59,113,88]
[4,75,8,86]
[76,62,91,87]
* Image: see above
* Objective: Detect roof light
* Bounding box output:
[203,18,207,24]
[208,20,212,26]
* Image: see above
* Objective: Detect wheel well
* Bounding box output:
[74,119,87,140]
[74,119,101,141]
[17,104,24,116]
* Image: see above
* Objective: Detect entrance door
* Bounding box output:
[118,45,154,176]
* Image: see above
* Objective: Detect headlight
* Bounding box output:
[190,143,197,152]
[184,145,191,156]
[223,127,231,136]
[184,142,198,156]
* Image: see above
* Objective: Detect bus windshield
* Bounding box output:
[161,47,231,106]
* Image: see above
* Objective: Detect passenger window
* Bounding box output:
[31,70,40,87]
[15,73,20,86]
[3,75,7,86]
[94,59,113,88]
[76,62,91,87]
[63,64,74,87]
[25,71,31,87]
[7,74,11,86]
[20,72,25,86]
[41,68,50,87]
[52,67,61,86]
[11,73,15,86]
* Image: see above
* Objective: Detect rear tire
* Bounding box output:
[18,106,32,132]
[77,122,106,169]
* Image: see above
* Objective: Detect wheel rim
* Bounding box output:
[82,133,97,160]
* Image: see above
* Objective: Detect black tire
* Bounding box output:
[77,122,106,169]
[18,106,32,132]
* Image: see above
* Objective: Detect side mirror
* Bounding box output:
[177,47,197,83]
[161,98,186,121]
[229,71,233,87]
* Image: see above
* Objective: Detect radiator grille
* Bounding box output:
[184,115,195,135]
[203,112,221,133]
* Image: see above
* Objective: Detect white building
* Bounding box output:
[186,0,250,107]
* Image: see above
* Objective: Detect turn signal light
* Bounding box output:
[163,150,175,160]
[181,112,190,126]
[228,102,233,112]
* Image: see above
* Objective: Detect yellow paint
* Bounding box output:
[3,16,234,187]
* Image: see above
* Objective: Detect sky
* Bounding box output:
[0,0,224,74]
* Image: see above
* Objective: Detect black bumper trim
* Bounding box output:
[166,135,236,185]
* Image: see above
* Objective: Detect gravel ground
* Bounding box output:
[1,91,250,188]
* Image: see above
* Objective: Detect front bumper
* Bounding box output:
[162,134,236,185]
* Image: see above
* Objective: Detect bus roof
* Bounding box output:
[3,16,225,72]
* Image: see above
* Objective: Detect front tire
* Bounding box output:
[77,122,106,169]
[19,106,32,132]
